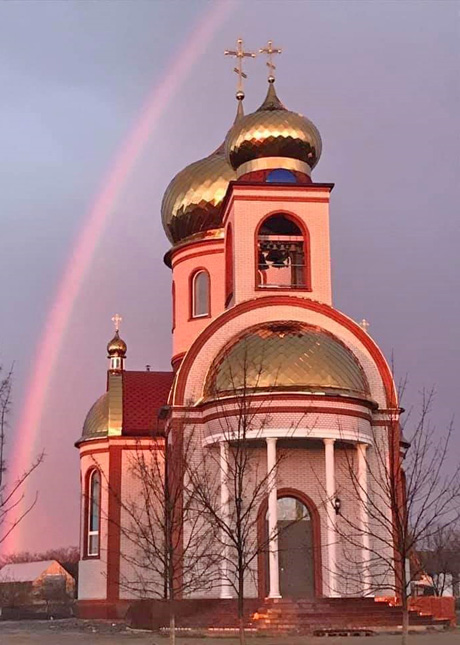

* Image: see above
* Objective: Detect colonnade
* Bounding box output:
[219,436,371,599]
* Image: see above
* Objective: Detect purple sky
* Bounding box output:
[0,0,458,553]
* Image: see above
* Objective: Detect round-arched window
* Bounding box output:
[192,270,210,317]
[257,214,307,288]
[266,496,311,522]
[87,469,101,557]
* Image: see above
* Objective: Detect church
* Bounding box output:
[75,41,403,622]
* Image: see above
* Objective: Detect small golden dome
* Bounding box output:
[107,330,127,357]
[205,322,369,399]
[225,81,322,172]
[161,144,236,245]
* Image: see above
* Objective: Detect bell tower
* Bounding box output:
[222,76,333,308]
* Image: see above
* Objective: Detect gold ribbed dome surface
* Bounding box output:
[205,322,369,398]
[161,145,236,244]
[82,393,108,438]
[225,82,322,171]
[107,330,127,357]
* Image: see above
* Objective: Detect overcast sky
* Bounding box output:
[0,0,458,553]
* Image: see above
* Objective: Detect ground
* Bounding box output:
[0,621,459,644]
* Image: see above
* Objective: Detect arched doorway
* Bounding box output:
[258,489,322,598]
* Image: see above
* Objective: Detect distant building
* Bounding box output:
[0,560,75,607]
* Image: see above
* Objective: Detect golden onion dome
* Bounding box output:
[82,393,108,439]
[107,330,127,357]
[205,322,369,399]
[161,144,236,244]
[225,81,322,173]
[161,101,246,245]
[161,145,236,244]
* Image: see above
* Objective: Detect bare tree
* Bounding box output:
[0,546,80,567]
[185,348,308,645]
[0,364,43,548]
[330,389,460,644]
[418,525,460,596]
[100,418,219,645]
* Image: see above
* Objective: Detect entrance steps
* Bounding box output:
[250,597,451,634]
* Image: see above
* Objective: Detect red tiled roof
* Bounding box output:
[122,371,174,436]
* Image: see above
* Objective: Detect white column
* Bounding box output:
[220,441,232,598]
[357,443,371,595]
[324,438,337,597]
[266,437,281,598]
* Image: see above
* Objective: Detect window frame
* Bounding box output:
[85,468,101,559]
[254,211,311,292]
[190,268,211,319]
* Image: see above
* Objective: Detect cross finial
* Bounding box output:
[359,318,370,334]
[259,40,282,82]
[112,313,122,332]
[224,38,256,100]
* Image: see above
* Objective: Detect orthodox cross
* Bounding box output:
[112,313,122,332]
[224,38,256,98]
[259,40,282,81]
[359,318,370,334]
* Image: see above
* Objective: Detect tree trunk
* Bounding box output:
[401,599,409,645]
[169,609,176,645]
[238,572,245,645]
[239,616,245,645]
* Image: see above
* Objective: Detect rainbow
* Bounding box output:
[4,0,236,553]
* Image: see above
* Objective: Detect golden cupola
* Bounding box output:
[161,101,247,245]
[225,79,322,177]
[107,330,127,357]
[161,144,236,245]
[107,318,127,372]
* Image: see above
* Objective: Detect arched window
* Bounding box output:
[225,225,233,306]
[87,469,101,557]
[257,213,308,289]
[191,270,210,318]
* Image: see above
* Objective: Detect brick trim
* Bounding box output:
[221,182,334,226]
[181,405,372,426]
[172,247,224,270]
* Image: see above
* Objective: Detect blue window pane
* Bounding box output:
[266,169,297,184]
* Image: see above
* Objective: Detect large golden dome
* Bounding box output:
[82,393,109,439]
[205,322,369,399]
[161,143,236,245]
[225,81,322,173]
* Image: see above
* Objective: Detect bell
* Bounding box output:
[258,251,269,271]
[267,249,286,268]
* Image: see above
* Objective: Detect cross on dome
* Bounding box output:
[224,38,256,100]
[359,318,370,334]
[259,40,282,82]
[112,313,122,332]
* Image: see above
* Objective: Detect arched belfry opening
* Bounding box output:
[257,213,308,289]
